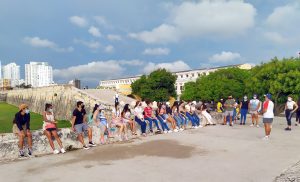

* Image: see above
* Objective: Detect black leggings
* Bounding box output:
[285,110,293,126]
[296,111,300,122]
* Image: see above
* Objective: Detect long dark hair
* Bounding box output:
[91,104,99,119]
[45,103,52,111]
[134,101,140,108]
[172,101,179,111]
[122,104,131,116]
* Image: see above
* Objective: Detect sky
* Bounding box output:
[0,0,299,87]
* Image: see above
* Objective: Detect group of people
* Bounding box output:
[218,94,300,140]
[12,93,300,157]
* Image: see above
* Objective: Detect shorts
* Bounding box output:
[223,111,234,117]
[46,128,57,132]
[249,110,259,115]
[263,118,273,124]
[74,123,89,134]
[98,122,107,133]
[12,124,27,134]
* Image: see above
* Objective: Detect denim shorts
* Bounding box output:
[224,111,234,117]
[263,118,273,124]
[75,123,89,134]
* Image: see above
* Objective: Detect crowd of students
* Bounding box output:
[12,93,300,157]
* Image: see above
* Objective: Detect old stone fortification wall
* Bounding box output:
[4,85,114,120]
[0,126,136,160]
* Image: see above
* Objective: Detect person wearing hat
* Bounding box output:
[284,96,299,131]
[13,104,33,157]
[249,94,261,127]
[262,94,274,140]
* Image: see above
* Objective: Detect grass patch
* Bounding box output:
[0,102,71,133]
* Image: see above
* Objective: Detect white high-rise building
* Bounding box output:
[2,62,20,87]
[25,62,53,87]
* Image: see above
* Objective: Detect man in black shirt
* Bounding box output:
[71,101,96,149]
[13,104,33,157]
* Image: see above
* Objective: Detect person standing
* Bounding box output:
[262,94,274,140]
[13,104,33,157]
[249,94,261,128]
[223,95,235,126]
[240,96,249,125]
[71,101,96,150]
[296,98,300,126]
[284,96,299,131]
[43,104,66,154]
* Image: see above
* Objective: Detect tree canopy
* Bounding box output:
[131,69,177,101]
[181,57,300,103]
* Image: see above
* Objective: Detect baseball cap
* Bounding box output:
[264,93,272,99]
[19,104,28,110]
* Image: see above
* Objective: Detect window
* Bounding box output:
[181,75,183,78]
[192,73,194,77]
[186,74,188,78]
[180,86,183,91]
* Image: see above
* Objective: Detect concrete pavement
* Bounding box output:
[1,117,299,182]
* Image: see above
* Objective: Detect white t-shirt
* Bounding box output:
[263,100,274,118]
[134,106,144,119]
[286,101,296,110]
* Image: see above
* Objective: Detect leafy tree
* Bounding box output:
[181,68,251,101]
[131,69,176,101]
[245,57,300,104]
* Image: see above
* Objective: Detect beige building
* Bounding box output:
[99,63,253,97]
[0,79,12,90]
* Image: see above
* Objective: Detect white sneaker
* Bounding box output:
[174,129,179,132]
[53,149,60,154]
[179,128,184,131]
[199,125,203,128]
[262,136,269,140]
[168,130,173,133]
[164,131,168,134]
[250,124,254,127]
[191,126,195,129]
[256,125,260,128]
[194,126,199,129]
[60,148,66,154]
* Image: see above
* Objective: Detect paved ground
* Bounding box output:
[1,117,300,182]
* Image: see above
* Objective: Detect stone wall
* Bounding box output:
[4,85,114,120]
[0,126,136,160]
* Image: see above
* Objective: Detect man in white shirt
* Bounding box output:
[284,96,299,131]
[262,94,274,140]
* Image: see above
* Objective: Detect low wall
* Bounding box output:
[0,126,136,160]
[4,85,114,120]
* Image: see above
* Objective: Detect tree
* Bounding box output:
[181,68,251,101]
[245,57,300,104]
[131,69,177,101]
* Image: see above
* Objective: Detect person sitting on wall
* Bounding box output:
[12,104,33,157]
[71,101,96,150]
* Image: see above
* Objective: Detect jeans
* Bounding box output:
[156,115,170,131]
[145,117,161,131]
[135,116,147,134]
[174,115,184,127]
[192,113,200,126]
[285,110,293,126]
[296,110,300,122]
[240,109,248,124]
[186,112,197,126]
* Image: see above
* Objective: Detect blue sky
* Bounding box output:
[0,0,299,87]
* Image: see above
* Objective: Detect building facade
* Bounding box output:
[0,79,12,90]
[99,63,253,97]
[2,62,20,87]
[25,62,53,87]
[69,79,81,89]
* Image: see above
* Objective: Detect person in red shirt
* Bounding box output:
[144,100,162,133]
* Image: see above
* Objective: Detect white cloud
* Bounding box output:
[69,16,88,27]
[143,48,170,55]
[107,34,122,41]
[263,3,300,44]
[209,51,241,63]
[94,16,108,27]
[104,45,114,53]
[53,60,144,83]
[74,39,101,49]
[23,36,73,52]
[130,1,256,44]
[143,60,190,73]
[88,26,102,37]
